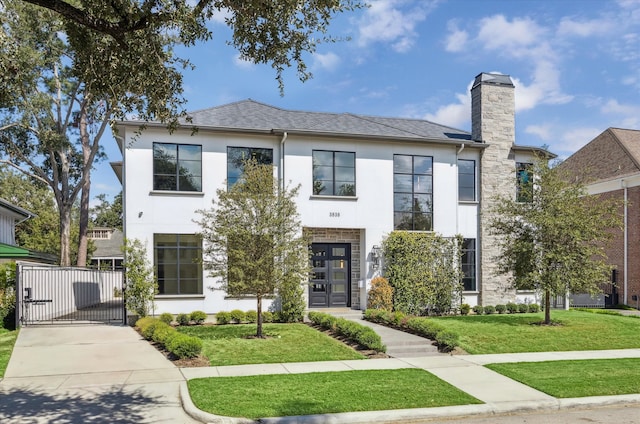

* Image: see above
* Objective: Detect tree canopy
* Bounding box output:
[489,158,622,324]
[90,192,123,230]
[196,159,309,337]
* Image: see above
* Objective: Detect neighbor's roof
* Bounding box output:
[0,198,34,219]
[610,128,640,168]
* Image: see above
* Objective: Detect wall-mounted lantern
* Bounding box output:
[371,245,382,270]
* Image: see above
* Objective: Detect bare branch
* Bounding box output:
[0,160,51,187]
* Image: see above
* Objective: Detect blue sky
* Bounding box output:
[95,0,640,201]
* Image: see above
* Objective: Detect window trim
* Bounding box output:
[312,150,356,197]
[458,159,476,202]
[152,142,202,192]
[154,233,203,296]
[393,154,433,231]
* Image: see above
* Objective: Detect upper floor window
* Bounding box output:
[154,234,202,295]
[458,159,476,201]
[461,238,476,291]
[516,162,533,202]
[153,143,202,192]
[312,150,355,196]
[393,155,433,231]
[227,147,273,188]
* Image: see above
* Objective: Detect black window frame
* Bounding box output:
[393,154,433,231]
[227,146,274,189]
[312,150,356,196]
[154,234,203,295]
[152,142,202,192]
[516,162,533,203]
[461,238,476,291]
[458,159,476,202]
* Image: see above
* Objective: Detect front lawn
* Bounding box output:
[177,323,366,365]
[188,369,482,419]
[432,310,640,354]
[486,358,640,398]
[0,329,18,378]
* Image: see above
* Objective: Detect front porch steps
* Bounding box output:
[311,308,442,358]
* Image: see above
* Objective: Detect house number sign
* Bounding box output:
[329,212,341,217]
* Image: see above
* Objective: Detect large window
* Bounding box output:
[458,159,476,201]
[461,238,476,291]
[312,151,356,196]
[154,234,202,295]
[393,155,433,231]
[153,143,201,191]
[227,147,273,187]
[516,162,533,202]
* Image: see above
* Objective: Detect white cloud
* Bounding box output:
[557,17,614,37]
[313,52,341,72]
[424,92,470,128]
[601,99,640,127]
[233,54,255,69]
[559,127,603,152]
[525,124,552,141]
[356,0,434,53]
[476,15,545,51]
[444,21,468,52]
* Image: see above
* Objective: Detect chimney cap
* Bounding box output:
[472,73,514,89]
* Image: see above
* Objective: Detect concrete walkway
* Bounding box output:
[0,325,198,423]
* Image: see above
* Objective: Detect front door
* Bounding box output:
[309,243,350,307]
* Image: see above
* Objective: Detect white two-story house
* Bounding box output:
[114,72,551,315]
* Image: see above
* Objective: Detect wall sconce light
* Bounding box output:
[371,245,382,270]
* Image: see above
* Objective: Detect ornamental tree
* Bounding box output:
[196,159,309,338]
[489,158,622,324]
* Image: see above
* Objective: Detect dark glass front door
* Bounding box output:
[309,243,350,307]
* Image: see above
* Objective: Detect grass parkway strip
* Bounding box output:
[187,368,482,419]
[486,358,640,398]
[0,329,18,378]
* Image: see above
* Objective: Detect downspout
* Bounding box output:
[623,179,628,305]
[280,132,288,190]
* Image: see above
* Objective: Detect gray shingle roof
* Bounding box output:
[184,100,472,142]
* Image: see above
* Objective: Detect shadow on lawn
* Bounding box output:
[441,314,548,326]
[0,386,165,423]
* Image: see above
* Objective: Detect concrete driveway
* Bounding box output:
[0,325,198,423]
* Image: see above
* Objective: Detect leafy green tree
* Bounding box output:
[489,158,622,324]
[196,160,309,337]
[123,238,158,318]
[0,262,16,329]
[20,0,363,98]
[383,232,463,316]
[90,192,123,230]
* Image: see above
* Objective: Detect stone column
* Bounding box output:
[472,73,517,306]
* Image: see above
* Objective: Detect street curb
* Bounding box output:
[180,381,640,424]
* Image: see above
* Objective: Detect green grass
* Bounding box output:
[0,328,18,378]
[188,369,482,419]
[486,358,640,398]
[177,323,366,365]
[432,310,640,354]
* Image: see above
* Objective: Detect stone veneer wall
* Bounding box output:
[472,75,517,306]
[306,228,362,309]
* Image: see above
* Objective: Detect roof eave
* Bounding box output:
[512,145,557,159]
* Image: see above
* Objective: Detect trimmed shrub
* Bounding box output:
[364,309,388,322]
[506,302,518,314]
[190,311,207,324]
[166,333,203,359]
[406,317,445,339]
[245,310,258,323]
[495,304,507,314]
[435,330,459,352]
[518,303,529,313]
[229,309,246,323]
[158,313,173,325]
[142,319,162,340]
[309,311,385,352]
[367,276,393,311]
[176,313,190,326]
[392,311,406,326]
[152,323,175,346]
[472,305,484,315]
[135,316,155,333]
[262,311,274,323]
[216,311,231,324]
[460,303,471,315]
[484,305,495,315]
[528,303,540,313]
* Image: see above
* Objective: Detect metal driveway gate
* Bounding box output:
[16,262,125,325]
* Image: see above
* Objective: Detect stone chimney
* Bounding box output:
[472,72,517,306]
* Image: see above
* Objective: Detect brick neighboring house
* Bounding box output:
[559,128,640,308]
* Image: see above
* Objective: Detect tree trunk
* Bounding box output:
[76,164,90,267]
[256,295,263,338]
[59,203,72,266]
[544,289,551,324]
